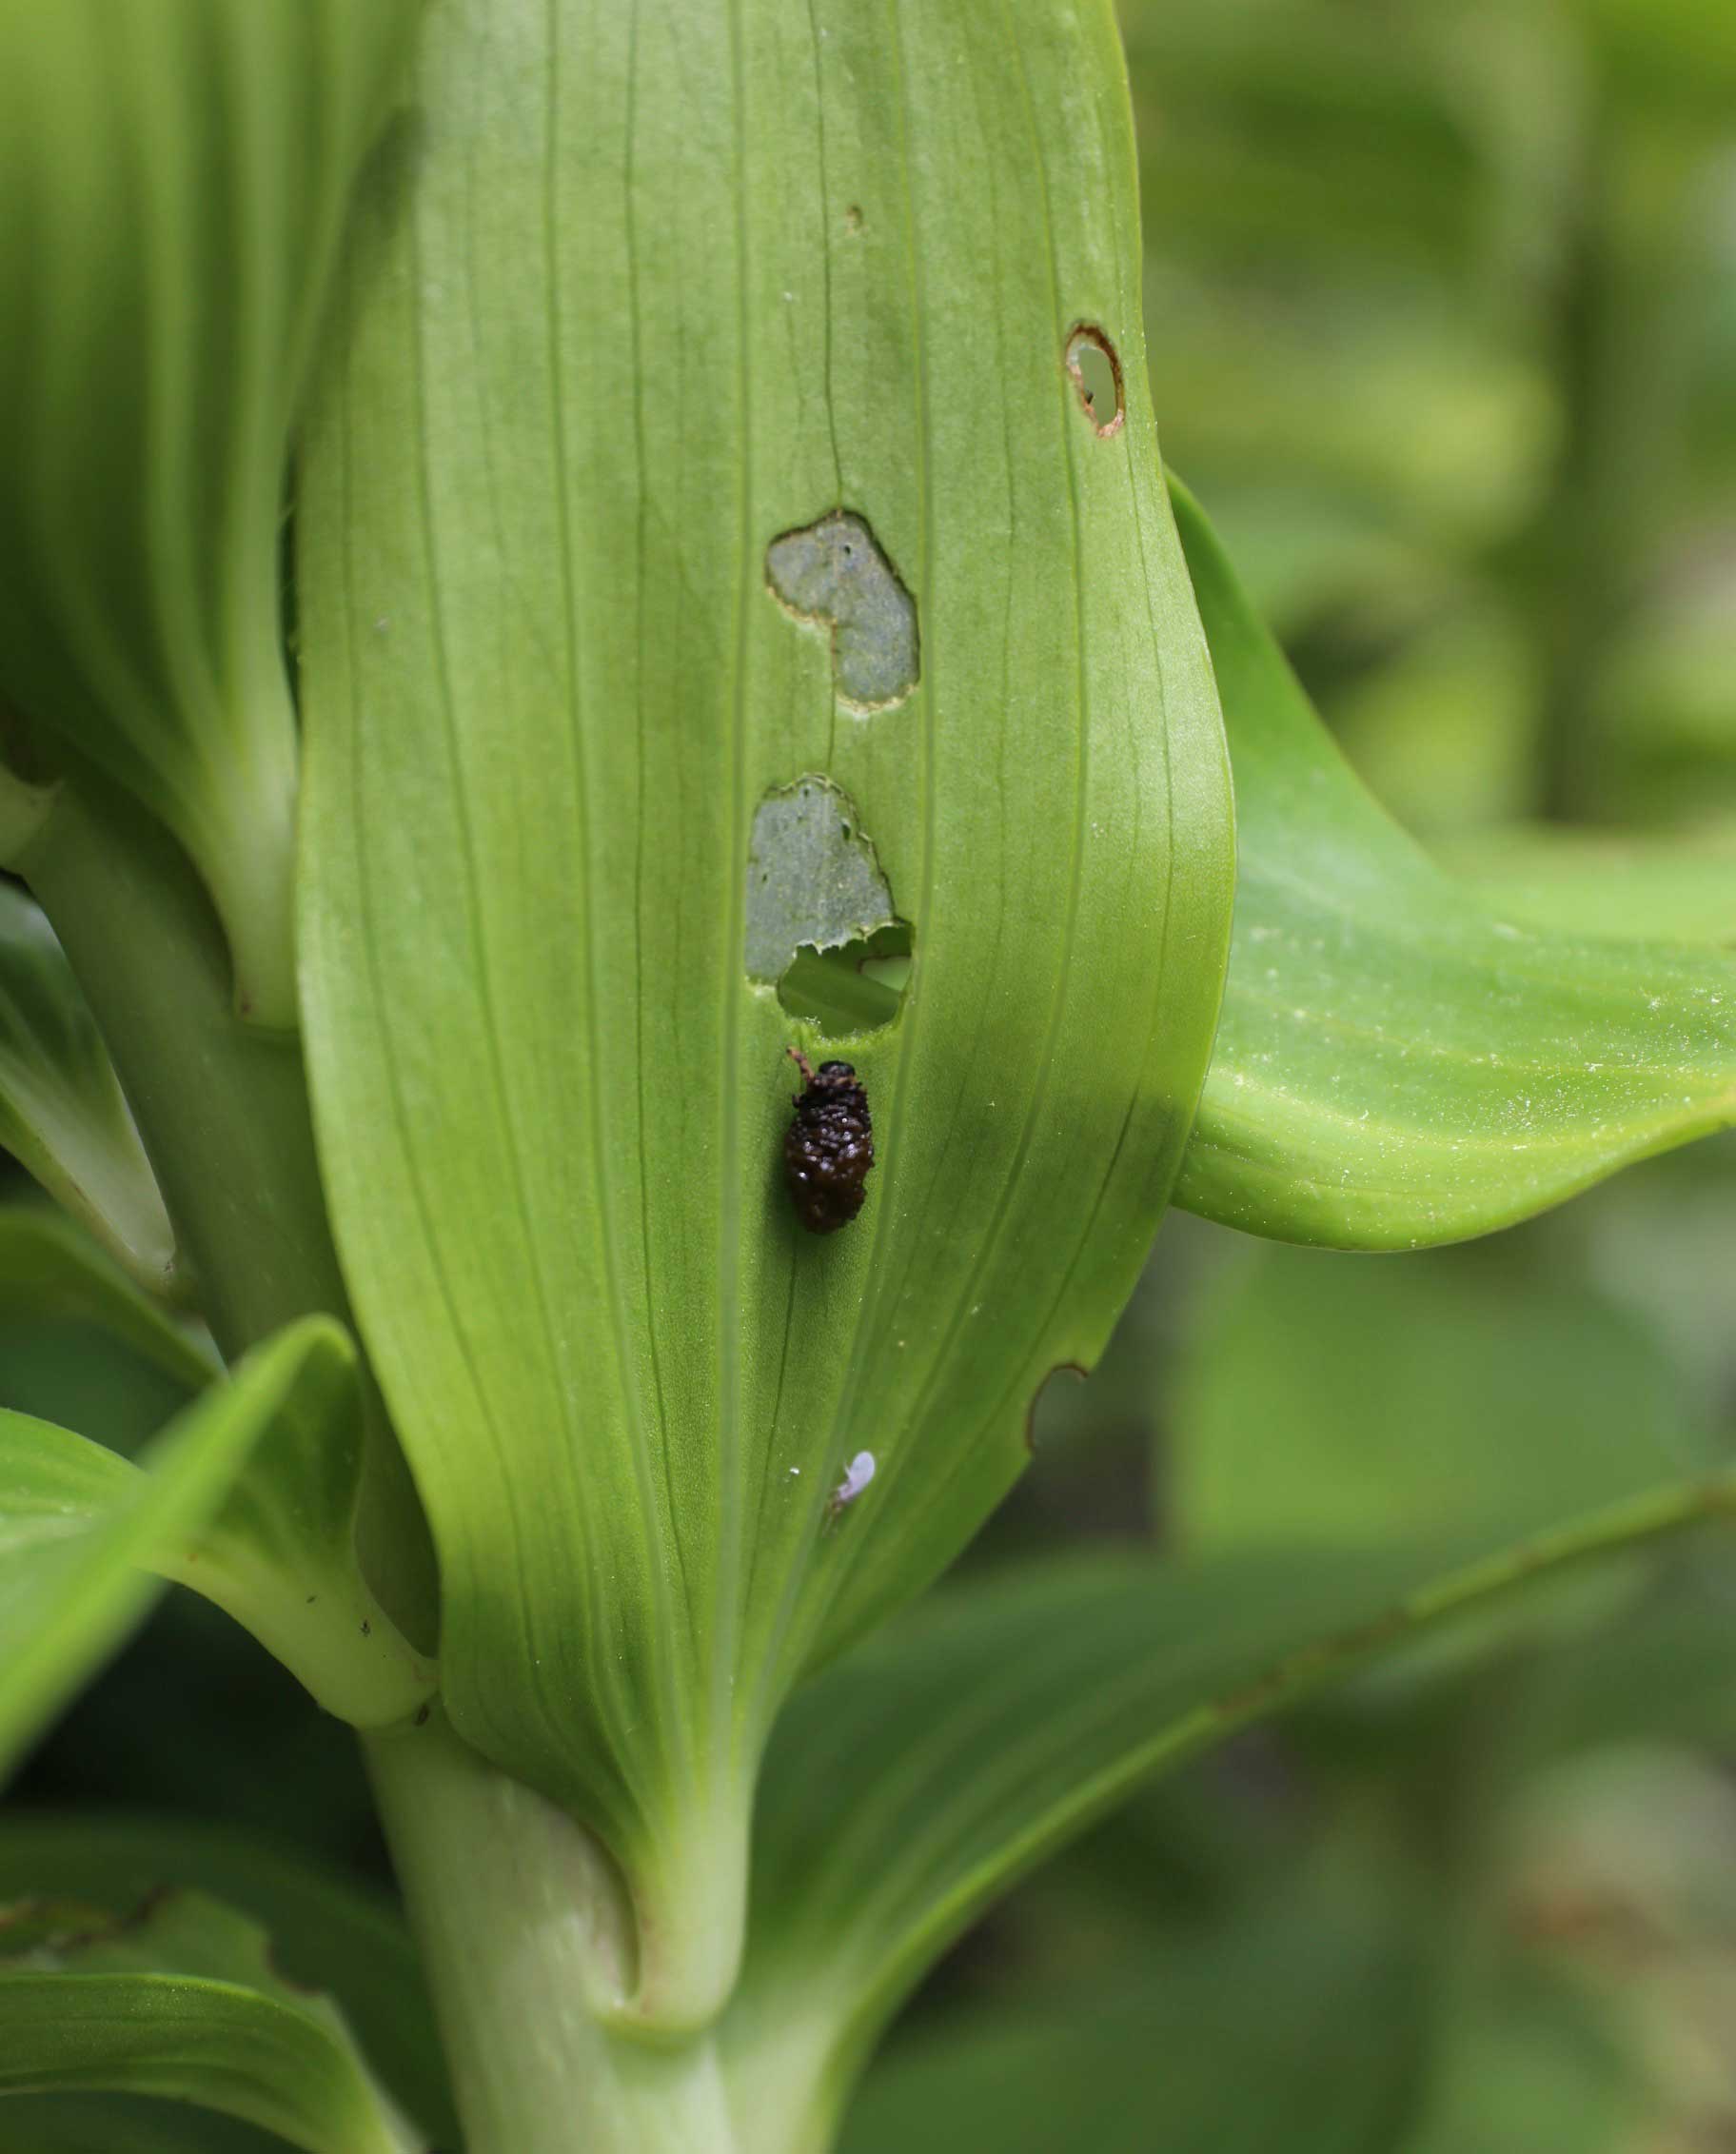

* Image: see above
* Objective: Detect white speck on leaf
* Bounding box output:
[827,1451,876,1525]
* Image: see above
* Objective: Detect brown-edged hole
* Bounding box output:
[1065,325,1124,437]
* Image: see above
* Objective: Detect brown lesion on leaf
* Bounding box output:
[1065,324,1125,438]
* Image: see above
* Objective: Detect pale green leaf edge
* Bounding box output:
[1170,475,1736,1249]
[0,1355,431,1729]
[0,1316,348,1782]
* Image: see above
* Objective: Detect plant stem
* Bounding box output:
[16,776,436,1637]
[366,1712,745,2154]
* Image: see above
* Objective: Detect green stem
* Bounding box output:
[16,777,436,1639]
[366,1712,745,2154]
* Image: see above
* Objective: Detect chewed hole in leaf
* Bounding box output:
[779,921,913,1037]
[1065,325,1124,437]
[746,777,912,1037]
[765,509,918,711]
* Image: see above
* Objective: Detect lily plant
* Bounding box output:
[2,4,1735,2151]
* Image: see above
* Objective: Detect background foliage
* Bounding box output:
[4,0,1735,2146]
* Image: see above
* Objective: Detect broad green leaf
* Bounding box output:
[0,1336,432,1728]
[1436,820,1736,947]
[1174,1241,1719,1552]
[721,1474,1736,2150]
[0,1211,215,1398]
[0,1317,346,1781]
[0,1816,453,2147]
[0,885,177,1296]
[1171,477,1736,1247]
[299,0,1233,2023]
[838,1846,1432,2154]
[0,1,423,1027]
[0,1889,424,2154]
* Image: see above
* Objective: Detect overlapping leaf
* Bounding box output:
[0,1318,349,1781]
[0,1890,423,2154]
[0,885,176,1296]
[299,0,1233,2022]
[722,1475,1736,2151]
[0,1815,452,2145]
[0,1330,430,1728]
[1170,478,1736,1248]
[0,0,423,1025]
[838,1847,1432,2154]
[1174,1242,1722,1553]
[0,1211,214,1398]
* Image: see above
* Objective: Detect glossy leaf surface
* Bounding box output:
[0,0,423,1024]
[0,1318,346,1781]
[0,1889,423,2154]
[724,1474,1736,2149]
[299,0,1233,2021]
[1171,479,1736,1248]
[0,886,176,1295]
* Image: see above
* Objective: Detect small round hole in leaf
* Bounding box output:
[1065,325,1124,437]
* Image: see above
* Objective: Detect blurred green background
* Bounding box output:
[7,1,1736,2147]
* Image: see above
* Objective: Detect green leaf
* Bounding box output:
[0,1334,432,1728]
[298,0,1233,2024]
[0,1317,346,1782]
[721,1475,1736,2150]
[0,1210,215,1398]
[0,1815,453,2148]
[1170,477,1736,1248]
[1436,820,1736,948]
[0,885,177,1297]
[838,1846,1432,2154]
[0,2092,290,2153]
[0,1889,424,2154]
[0,0,424,1027]
[1174,1242,1719,1553]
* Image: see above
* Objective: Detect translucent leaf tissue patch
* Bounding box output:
[766,511,920,712]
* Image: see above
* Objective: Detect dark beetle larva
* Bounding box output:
[783,1049,874,1234]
